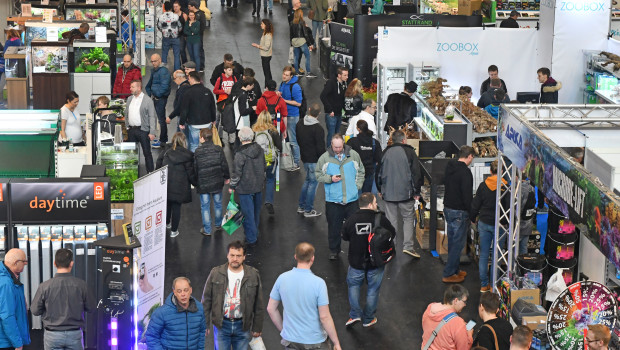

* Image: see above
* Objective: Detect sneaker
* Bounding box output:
[166,222,171,229]
[215,225,222,231]
[170,230,180,238]
[200,227,212,237]
[345,317,361,326]
[265,203,275,215]
[298,68,305,74]
[151,140,161,148]
[305,72,317,78]
[304,210,322,218]
[457,270,467,278]
[269,10,273,14]
[297,207,305,214]
[263,7,267,13]
[296,72,305,77]
[403,249,420,258]
[285,165,300,172]
[252,10,256,16]
[442,274,465,283]
[363,318,377,327]
[480,285,492,293]
[329,252,339,260]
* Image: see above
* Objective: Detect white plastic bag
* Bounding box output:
[249,336,267,350]
[288,46,295,65]
[280,142,295,171]
[545,268,568,302]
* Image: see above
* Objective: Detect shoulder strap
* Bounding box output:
[483,324,499,350]
[422,312,458,350]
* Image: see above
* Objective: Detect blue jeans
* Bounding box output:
[361,171,375,194]
[238,192,262,244]
[286,116,300,166]
[214,318,251,350]
[347,266,385,324]
[263,0,273,9]
[443,208,470,278]
[153,97,168,143]
[265,164,276,204]
[200,192,223,234]
[187,124,210,152]
[299,163,318,212]
[187,41,201,72]
[293,44,311,74]
[312,20,323,41]
[44,329,83,350]
[478,220,495,287]
[161,36,181,71]
[325,113,342,148]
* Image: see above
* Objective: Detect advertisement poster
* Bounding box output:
[132,167,167,348]
[329,22,354,74]
[498,109,620,269]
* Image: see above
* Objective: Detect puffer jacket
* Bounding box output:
[146,66,171,98]
[156,144,197,203]
[145,293,206,350]
[0,262,30,348]
[376,142,422,202]
[315,145,365,204]
[201,263,265,333]
[194,141,230,194]
[230,142,266,194]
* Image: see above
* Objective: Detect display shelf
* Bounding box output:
[495,10,539,17]
[414,116,440,141]
[473,157,496,163]
[595,90,620,104]
[473,131,498,138]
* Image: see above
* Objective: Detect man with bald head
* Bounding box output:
[0,248,31,349]
[146,53,171,148]
[113,54,142,98]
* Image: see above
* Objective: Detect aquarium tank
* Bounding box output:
[66,8,113,26]
[31,46,68,74]
[74,46,111,73]
[25,26,76,46]
[98,143,139,202]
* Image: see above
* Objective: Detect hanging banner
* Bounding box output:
[132,167,167,348]
[497,109,620,270]
[328,22,354,76]
[377,27,539,101]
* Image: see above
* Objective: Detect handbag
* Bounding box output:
[222,192,244,235]
[288,46,295,65]
[280,141,295,171]
[482,324,500,350]
[212,125,222,147]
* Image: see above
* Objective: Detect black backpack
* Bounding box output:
[521,187,537,221]
[368,213,395,267]
[262,96,282,117]
[220,95,240,133]
[289,82,307,117]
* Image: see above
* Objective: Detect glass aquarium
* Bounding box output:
[66,8,115,27]
[5,47,27,79]
[74,46,111,73]
[31,45,68,74]
[25,26,76,46]
[98,143,140,202]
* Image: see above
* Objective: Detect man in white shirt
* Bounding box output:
[126,80,157,172]
[345,99,378,138]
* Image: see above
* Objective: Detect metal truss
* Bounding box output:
[153,0,164,49]
[12,0,21,16]
[119,0,142,67]
[503,104,620,128]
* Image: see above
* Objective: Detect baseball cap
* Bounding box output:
[183,61,196,69]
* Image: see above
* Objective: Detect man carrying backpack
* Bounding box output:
[279,66,305,171]
[341,192,395,328]
[256,80,288,137]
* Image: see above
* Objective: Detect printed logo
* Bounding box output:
[29,189,88,213]
[409,15,424,20]
[505,124,523,150]
[146,216,152,230]
[156,211,163,225]
[160,169,167,185]
[134,221,141,235]
[341,27,351,34]
[559,1,605,11]
[436,42,479,56]
[402,18,434,26]
[94,182,104,200]
[355,223,372,235]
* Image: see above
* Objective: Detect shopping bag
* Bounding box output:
[288,46,295,65]
[222,192,244,235]
[212,125,222,147]
[280,141,295,171]
[249,336,267,350]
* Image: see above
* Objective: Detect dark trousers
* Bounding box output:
[226,0,239,7]
[166,201,182,232]
[325,201,359,253]
[261,56,272,84]
[128,127,154,172]
[199,35,206,71]
[153,97,169,143]
[252,0,261,12]
[179,35,188,63]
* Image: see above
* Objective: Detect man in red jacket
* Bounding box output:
[255,80,288,137]
[113,54,142,98]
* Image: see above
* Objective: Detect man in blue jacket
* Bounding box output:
[146,53,172,148]
[279,66,303,170]
[0,248,31,350]
[146,277,206,350]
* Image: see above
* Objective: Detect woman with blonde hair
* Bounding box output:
[252,110,282,214]
[289,9,316,78]
[156,132,197,237]
[343,78,363,121]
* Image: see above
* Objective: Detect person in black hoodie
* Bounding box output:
[470,160,510,292]
[166,70,191,129]
[209,53,245,86]
[296,103,326,217]
[442,145,475,283]
[156,132,197,238]
[194,128,230,236]
[231,68,263,126]
[537,67,561,104]
[341,193,395,328]
[383,81,417,133]
[179,71,217,152]
[347,120,382,194]
[320,66,349,148]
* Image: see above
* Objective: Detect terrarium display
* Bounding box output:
[26,26,76,46]
[66,8,113,26]
[74,46,111,73]
[98,143,139,202]
[31,45,68,73]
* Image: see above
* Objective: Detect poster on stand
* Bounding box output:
[328,22,354,76]
[132,166,167,348]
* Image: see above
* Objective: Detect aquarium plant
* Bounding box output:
[75,47,110,73]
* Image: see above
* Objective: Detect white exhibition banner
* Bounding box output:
[132,166,167,348]
[377,27,540,102]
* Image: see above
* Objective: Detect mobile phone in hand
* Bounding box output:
[466,320,476,331]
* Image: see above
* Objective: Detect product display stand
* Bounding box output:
[16,227,30,310]
[62,226,75,275]
[74,226,86,282]
[51,226,62,275]
[28,226,41,329]
[40,227,51,282]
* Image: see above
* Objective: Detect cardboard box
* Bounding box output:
[458,0,482,15]
[416,226,430,250]
[406,139,420,155]
[522,315,547,330]
[510,288,540,308]
[436,229,448,255]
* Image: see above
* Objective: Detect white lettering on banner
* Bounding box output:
[559,1,605,11]
[341,27,351,34]
[540,0,554,8]
[504,124,523,150]
[552,165,586,217]
[436,42,479,56]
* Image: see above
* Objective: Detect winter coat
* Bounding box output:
[384,92,417,132]
[145,293,206,350]
[296,116,326,163]
[230,143,266,194]
[156,144,197,203]
[0,262,30,348]
[184,20,201,44]
[113,64,142,98]
[421,303,472,350]
[146,66,171,98]
[179,83,216,126]
[540,77,561,104]
[341,209,395,270]
[279,76,303,117]
[376,142,422,202]
[443,159,473,211]
[168,79,190,120]
[347,132,382,176]
[316,145,365,204]
[308,0,329,21]
[480,78,508,96]
[209,61,245,86]
[470,174,509,226]
[194,141,229,194]
[343,93,363,118]
[201,263,265,333]
[320,78,347,115]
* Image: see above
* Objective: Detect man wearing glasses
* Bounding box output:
[585,324,611,350]
[421,284,473,350]
[0,248,31,350]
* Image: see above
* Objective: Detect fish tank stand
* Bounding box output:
[70,40,113,115]
[31,40,70,110]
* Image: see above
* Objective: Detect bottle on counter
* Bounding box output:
[68,138,74,152]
